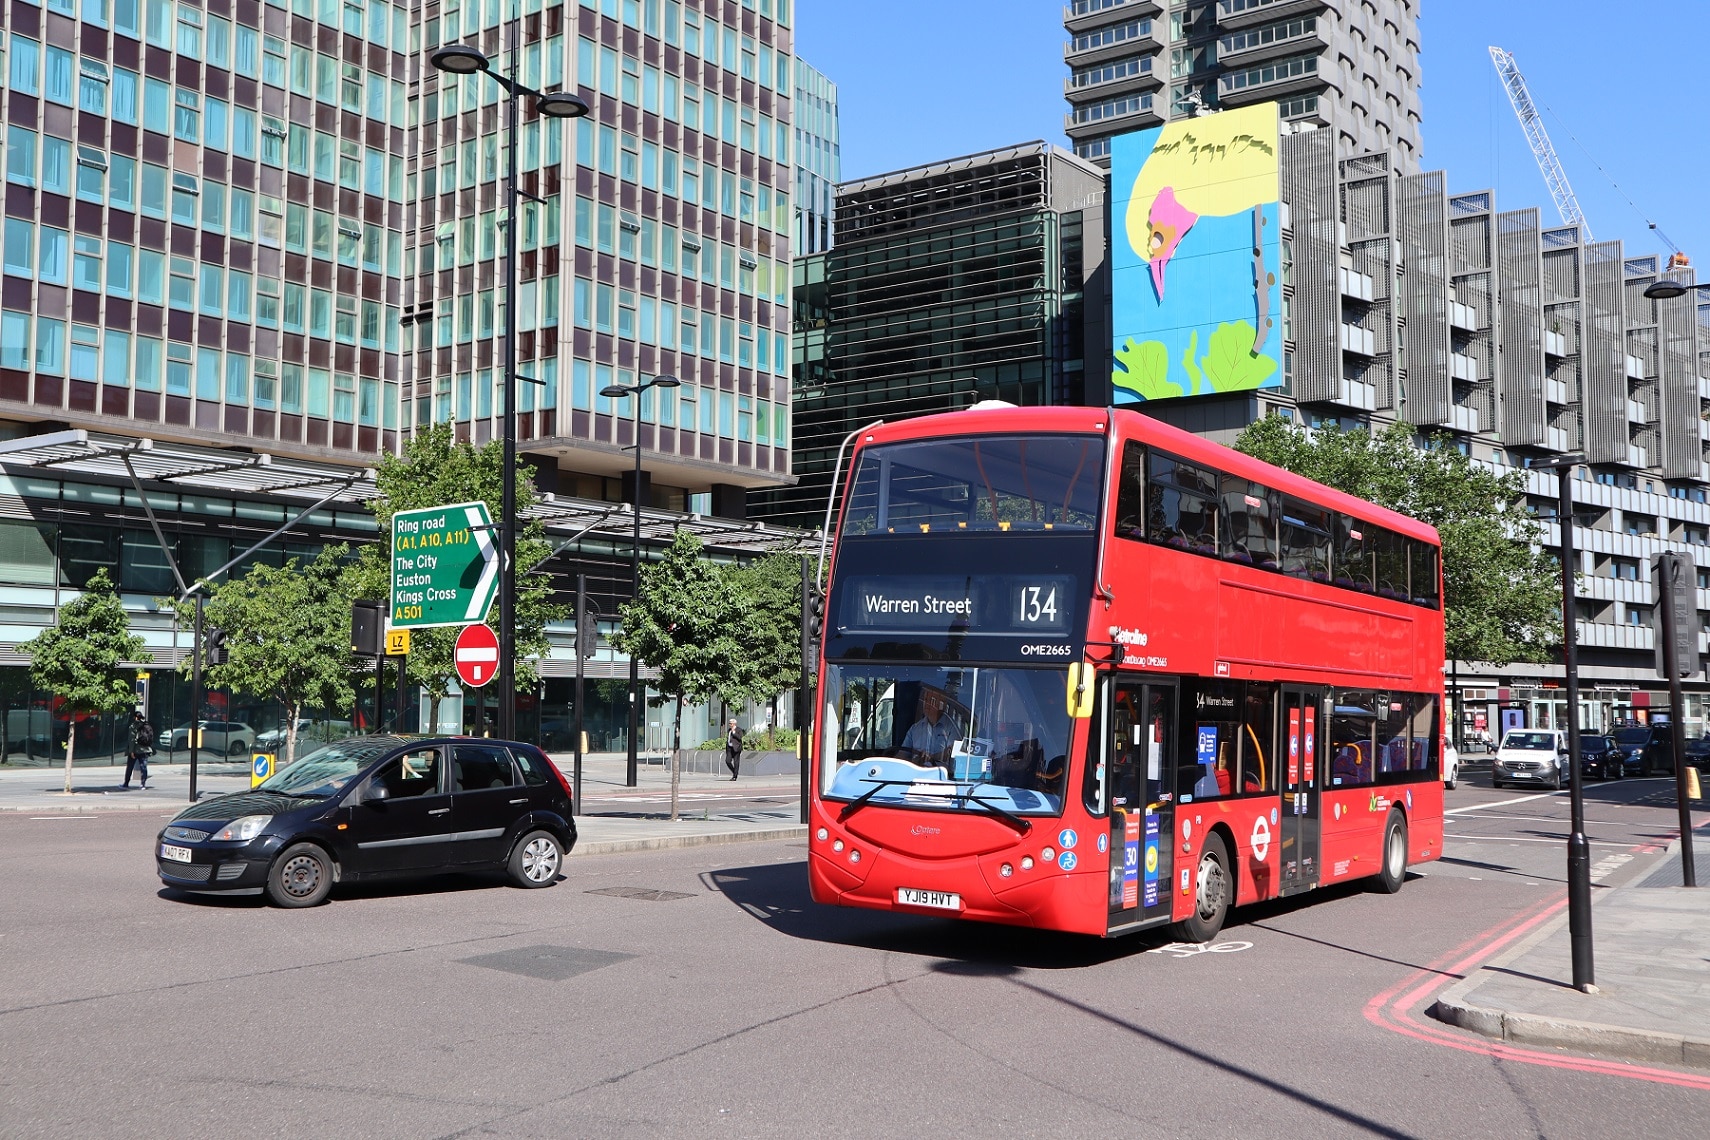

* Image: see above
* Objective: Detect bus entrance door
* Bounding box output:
[1278,687,1323,896]
[1104,677,1176,933]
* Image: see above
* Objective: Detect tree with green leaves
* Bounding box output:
[1233,416,1561,667]
[168,547,358,769]
[18,569,147,792]
[345,424,563,732]
[727,550,807,724]
[611,530,751,820]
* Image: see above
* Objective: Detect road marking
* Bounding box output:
[1445,833,1639,848]
[1445,791,1559,816]
[27,816,99,820]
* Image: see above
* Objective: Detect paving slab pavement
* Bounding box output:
[1433,824,1710,1070]
[0,748,807,855]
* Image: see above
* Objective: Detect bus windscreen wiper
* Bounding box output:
[838,779,912,821]
[963,793,1033,835]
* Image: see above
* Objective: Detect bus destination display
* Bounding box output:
[841,575,1074,636]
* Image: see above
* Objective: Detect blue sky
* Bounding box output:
[796,1,1710,269]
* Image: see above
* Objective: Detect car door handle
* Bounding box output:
[428,808,450,815]
[510,798,527,804]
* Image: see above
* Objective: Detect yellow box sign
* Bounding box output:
[385,629,411,656]
[250,752,276,787]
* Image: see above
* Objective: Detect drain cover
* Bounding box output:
[585,886,697,902]
[458,945,636,982]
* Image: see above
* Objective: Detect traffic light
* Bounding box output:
[350,600,384,657]
[576,606,597,660]
[1653,552,1699,679]
[807,587,825,651]
[204,627,228,666]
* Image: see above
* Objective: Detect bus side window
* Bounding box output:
[1113,441,1146,541]
[1179,679,1240,801]
[1373,527,1409,602]
[1148,452,1217,554]
[1240,683,1277,793]
[1220,476,1277,569]
[1328,691,1377,788]
[1410,541,1440,609]
[1278,498,1332,582]
[1334,516,1375,592]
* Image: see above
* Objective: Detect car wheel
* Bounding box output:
[1445,762,1458,791]
[265,842,334,908]
[1173,834,1230,944]
[1551,771,1562,791]
[1373,810,1408,894]
[227,740,248,757]
[507,830,563,889]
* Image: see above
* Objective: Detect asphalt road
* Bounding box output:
[0,771,1704,1139]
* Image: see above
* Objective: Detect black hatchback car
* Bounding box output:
[155,736,576,907]
[1578,735,1624,780]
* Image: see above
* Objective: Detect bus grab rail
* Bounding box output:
[817,419,886,589]
[1093,407,1118,607]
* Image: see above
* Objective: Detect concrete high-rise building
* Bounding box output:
[0,0,804,756]
[1063,0,1422,174]
[1110,123,1710,734]
[792,57,838,256]
[750,142,1106,530]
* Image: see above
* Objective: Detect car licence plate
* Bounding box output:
[897,887,961,911]
[159,843,193,863]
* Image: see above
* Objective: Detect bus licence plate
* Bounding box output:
[159,844,193,863]
[897,887,961,911]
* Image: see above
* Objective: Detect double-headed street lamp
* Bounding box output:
[1531,451,1595,992]
[600,374,682,787]
[429,40,588,742]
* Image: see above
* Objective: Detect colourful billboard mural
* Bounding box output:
[1109,103,1282,404]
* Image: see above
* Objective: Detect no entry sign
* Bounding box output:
[454,622,500,688]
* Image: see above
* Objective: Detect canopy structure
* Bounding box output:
[0,429,813,555]
[0,429,377,503]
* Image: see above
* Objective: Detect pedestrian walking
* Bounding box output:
[122,709,154,790]
[724,718,743,781]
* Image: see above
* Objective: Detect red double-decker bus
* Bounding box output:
[807,405,1446,941]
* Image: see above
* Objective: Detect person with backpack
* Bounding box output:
[123,709,154,790]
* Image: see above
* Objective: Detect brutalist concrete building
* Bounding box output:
[1134,125,1710,737]
[1063,0,1422,174]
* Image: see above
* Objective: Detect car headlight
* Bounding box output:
[206,815,272,842]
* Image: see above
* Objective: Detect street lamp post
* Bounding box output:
[600,375,682,786]
[429,40,588,742]
[1533,452,1595,992]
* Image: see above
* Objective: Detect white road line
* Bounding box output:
[1445,833,1638,847]
[1445,791,1561,815]
[27,816,99,820]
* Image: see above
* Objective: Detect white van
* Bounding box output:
[1492,729,1568,790]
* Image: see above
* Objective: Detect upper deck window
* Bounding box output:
[841,435,1103,536]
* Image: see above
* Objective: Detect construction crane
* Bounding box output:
[1488,46,1592,241]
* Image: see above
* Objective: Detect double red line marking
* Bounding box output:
[1365,890,1710,1089]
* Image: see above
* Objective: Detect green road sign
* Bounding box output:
[390,501,499,629]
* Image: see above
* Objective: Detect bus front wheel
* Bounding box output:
[1175,834,1230,944]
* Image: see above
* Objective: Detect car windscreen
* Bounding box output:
[258,741,393,797]
[1612,728,1651,746]
[1502,732,1556,750]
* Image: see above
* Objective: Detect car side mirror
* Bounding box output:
[362,783,388,804]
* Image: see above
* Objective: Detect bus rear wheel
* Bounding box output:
[1373,811,1407,894]
[1175,834,1230,944]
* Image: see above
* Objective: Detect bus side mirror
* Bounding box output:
[1066,664,1095,719]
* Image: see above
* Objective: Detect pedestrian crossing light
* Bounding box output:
[205,627,228,666]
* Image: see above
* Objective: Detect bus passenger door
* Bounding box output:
[1104,677,1176,932]
[1278,687,1323,895]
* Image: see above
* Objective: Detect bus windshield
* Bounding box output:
[841,435,1103,536]
[819,663,1073,816]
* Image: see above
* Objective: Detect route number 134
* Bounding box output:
[1017,585,1058,624]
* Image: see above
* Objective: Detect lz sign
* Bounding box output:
[390,502,498,629]
[455,623,500,688]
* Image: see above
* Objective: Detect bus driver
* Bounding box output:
[898,687,960,767]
